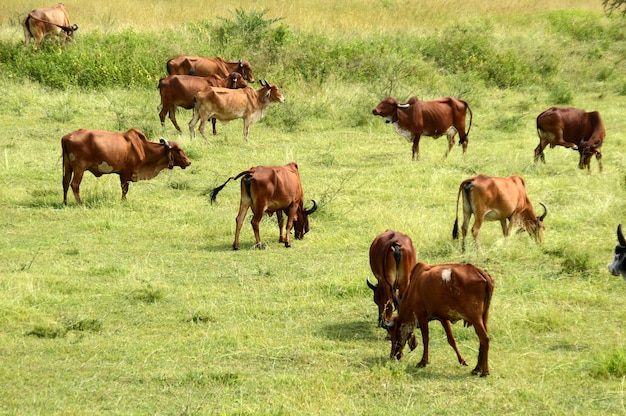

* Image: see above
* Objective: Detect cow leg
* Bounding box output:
[198,118,208,141]
[471,321,490,377]
[533,142,546,163]
[411,137,421,161]
[441,320,467,366]
[243,120,250,143]
[283,207,298,248]
[250,209,266,249]
[444,127,457,158]
[119,175,132,200]
[471,216,484,246]
[167,106,183,133]
[276,212,286,243]
[70,170,84,206]
[501,218,511,237]
[416,316,430,368]
[188,113,199,140]
[212,118,217,135]
[233,200,250,250]
[596,151,603,173]
[63,160,73,206]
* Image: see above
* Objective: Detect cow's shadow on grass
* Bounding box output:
[318,320,379,342]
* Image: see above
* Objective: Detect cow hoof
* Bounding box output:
[232,245,239,251]
[284,242,291,248]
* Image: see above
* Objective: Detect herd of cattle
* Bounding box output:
[26,3,625,377]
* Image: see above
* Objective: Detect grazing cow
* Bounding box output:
[62,129,190,205]
[23,3,78,50]
[372,96,472,160]
[381,262,494,377]
[166,56,255,82]
[210,162,318,250]
[452,175,547,250]
[535,107,605,172]
[608,224,626,281]
[158,72,248,134]
[189,80,285,142]
[366,230,417,327]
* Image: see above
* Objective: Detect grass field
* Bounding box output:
[1,1,625,415]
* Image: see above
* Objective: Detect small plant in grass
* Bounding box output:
[588,348,626,378]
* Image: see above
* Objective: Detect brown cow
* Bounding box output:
[381,262,494,377]
[535,106,605,172]
[158,72,248,134]
[210,162,318,250]
[366,230,417,327]
[608,224,626,281]
[372,96,472,160]
[62,129,190,205]
[166,56,255,82]
[23,3,78,50]
[452,175,547,250]
[189,80,285,142]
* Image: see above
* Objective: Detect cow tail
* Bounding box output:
[478,268,494,328]
[452,182,464,239]
[464,101,473,139]
[209,170,251,204]
[24,14,35,40]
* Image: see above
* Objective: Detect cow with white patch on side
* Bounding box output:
[62,128,190,205]
[381,262,494,377]
[608,224,626,281]
[372,96,472,160]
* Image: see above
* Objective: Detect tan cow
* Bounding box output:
[23,3,78,50]
[372,96,472,160]
[452,175,547,250]
[210,163,318,250]
[62,129,190,205]
[366,230,417,327]
[158,72,248,134]
[382,262,494,377]
[189,80,285,142]
[166,56,255,82]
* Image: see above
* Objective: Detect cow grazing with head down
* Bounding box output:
[210,163,318,250]
[381,262,494,377]
[23,3,78,50]
[609,224,626,281]
[452,175,547,250]
[158,72,248,134]
[372,96,472,160]
[62,128,190,205]
[189,80,285,142]
[367,230,417,327]
[535,106,605,172]
[166,56,255,82]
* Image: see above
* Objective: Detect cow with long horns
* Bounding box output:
[452,175,547,250]
[608,224,626,281]
[210,162,317,250]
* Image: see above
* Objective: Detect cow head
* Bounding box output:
[525,202,548,243]
[609,224,626,281]
[160,138,191,170]
[293,199,318,239]
[381,318,418,360]
[228,72,247,89]
[259,79,285,104]
[367,277,394,327]
[238,59,255,83]
[577,139,602,170]
[372,96,403,123]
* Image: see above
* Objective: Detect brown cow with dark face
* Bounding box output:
[210,163,318,250]
[62,129,190,205]
[366,230,416,327]
[166,56,255,83]
[23,3,78,50]
[189,80,285,142]
[381,262,494,377]
[158,72,248,134]
[452,175,547,250]
[535,107,605,172]
[372,96,472,160]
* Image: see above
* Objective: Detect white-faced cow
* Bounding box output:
[372,96,472,160]
[210,163,318,250]
[366,230,417,327]
[158,72,248,134]
[166,56,255,83]
[23,3,78,50]
[452,175,547,250]
[189,80,285,142]
[62,128,190,205]
[535,107,605,173]
[381,262,494,377]
[608,224,626,281]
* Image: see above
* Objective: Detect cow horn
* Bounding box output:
[263,79,269,88]
[366,276,377,291]
[539,202,548,221]
[380,320,395,330]
[592,140,602,149]
[259,79,266,87]
[397,103,410,109]
[160,138,171,149]
[618,224,626,247]
[305,199,318,215]
[72,24,79,31]
[239,59,243,67]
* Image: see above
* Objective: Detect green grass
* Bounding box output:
[1,1,626,415]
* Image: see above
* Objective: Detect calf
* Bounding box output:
[382,262,494,377]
